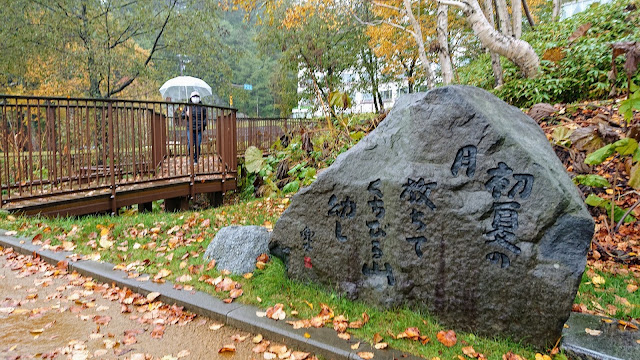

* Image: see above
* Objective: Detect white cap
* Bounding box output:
[190,91,200,98]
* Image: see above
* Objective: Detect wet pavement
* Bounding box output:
[0,248,310,359]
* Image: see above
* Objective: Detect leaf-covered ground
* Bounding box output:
[534,99,640,323]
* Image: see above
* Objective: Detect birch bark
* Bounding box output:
[437,2,454,85]
[441,0,539,78]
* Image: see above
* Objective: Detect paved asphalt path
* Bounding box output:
[0,248,309,360]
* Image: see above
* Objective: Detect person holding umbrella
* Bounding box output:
[181,91,207,165]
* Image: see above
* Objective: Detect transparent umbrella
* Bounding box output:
[159,76,212,102]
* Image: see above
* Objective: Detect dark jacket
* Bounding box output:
[181,104,207,131]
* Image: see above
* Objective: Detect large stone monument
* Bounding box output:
[270,86,594,347]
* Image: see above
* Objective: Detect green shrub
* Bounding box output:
[460,0,640,107]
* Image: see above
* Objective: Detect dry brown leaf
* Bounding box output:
[209,323,224,330]
[374,342,388,350]
[373,333,383,344]
[585,328,602,336]
[146,292,161,302]
[502,352,525,360]
[290,351,310,360]
[627,284,638,293]
[230,288,243,299]
[268,344,288,355]
[337,332,351,340]
[462,346,478,358]
[351,342,360,350]
[264,352,277,360]
[218,344,236,353]
[357,352,374,359]
[177,350,190,358]
[436,330,457,347]
[253,334,263,343]
[252,341,270,353]
[231,334,249,342]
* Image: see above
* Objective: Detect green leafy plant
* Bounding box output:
[572,174,611,187]
[619,82,640,122]
[585,194,635,223]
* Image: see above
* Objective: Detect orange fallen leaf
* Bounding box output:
[374,342,388,350]
[337,332,351,340]
[146,292,161,302]
[231,334,249,342]
[252,341,270,353]
[462,346,478,358]
[357,352,374,359]
[373,333,383,344]
[218,344,236,353]
[502,352,525,360]
[351,342,360,350]
[627,284,638,293]
[436,330,457,347]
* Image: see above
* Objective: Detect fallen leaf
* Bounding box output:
[351,342,360,350]
[209,323,224,331]
[585,328,602,336]
[243,272,253,279]
[176,350,190,358]
[146,292,161,302]
[264,352,276,359]
[627,284,638,293]
[502,352,525,360]
[176,274,192,283]
[93,315,111,326]
[290,351,310,360]
[462,346,478,358]
[337,332,351,340]
[230,288,243,299]
[373,333,383,344]
[253,334,263,343]
[231,334,249,342]
[30,328,44,335]
[436,330,457,347]
[374,342,388,350]
[218,344,236,353]
[592,275,606,286]
[253,341,270,353]
[154,268,171,280]
[357,352,374,359]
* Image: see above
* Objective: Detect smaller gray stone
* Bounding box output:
[561,313,640,360]
[204,226,270,274]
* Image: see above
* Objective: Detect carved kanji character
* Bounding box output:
[508,174,534,199]
[485,202,521,255]
[451,145,478,178]
[486,251,511,269]
[411,209,426,231]
[328,194,356,219]
[400,178,436,210]
[485,162,513,199]
[406,236,428,257]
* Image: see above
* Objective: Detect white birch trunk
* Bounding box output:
[552,0,561,21]
[402,0,435,89]
[494,0,512,37]
[441,0,539,78]
[512,0,522,39]
[437,2,454,85]
[482,0,504,86]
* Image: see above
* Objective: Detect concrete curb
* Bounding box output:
[0,232,419,360]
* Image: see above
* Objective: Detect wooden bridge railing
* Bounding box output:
[0,95,237,207]
[237,117,319,154]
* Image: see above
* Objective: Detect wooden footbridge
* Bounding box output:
[0,95,315,216]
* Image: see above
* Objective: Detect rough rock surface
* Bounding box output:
[270,86,594,347]
[204,226,270,274]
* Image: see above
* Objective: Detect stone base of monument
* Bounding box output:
[561,313,640,360]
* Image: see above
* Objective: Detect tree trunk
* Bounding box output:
[437,3,454,85]
[402,0,434,89]
[522,0,536,28]
[552,0,561,21]
[493,0,512,37]
[482,0,504,86]
[442,0,539,78]
[512,0,522,39]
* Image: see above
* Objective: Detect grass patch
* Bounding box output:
[575,265,640,320]
[0,199,565,359]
